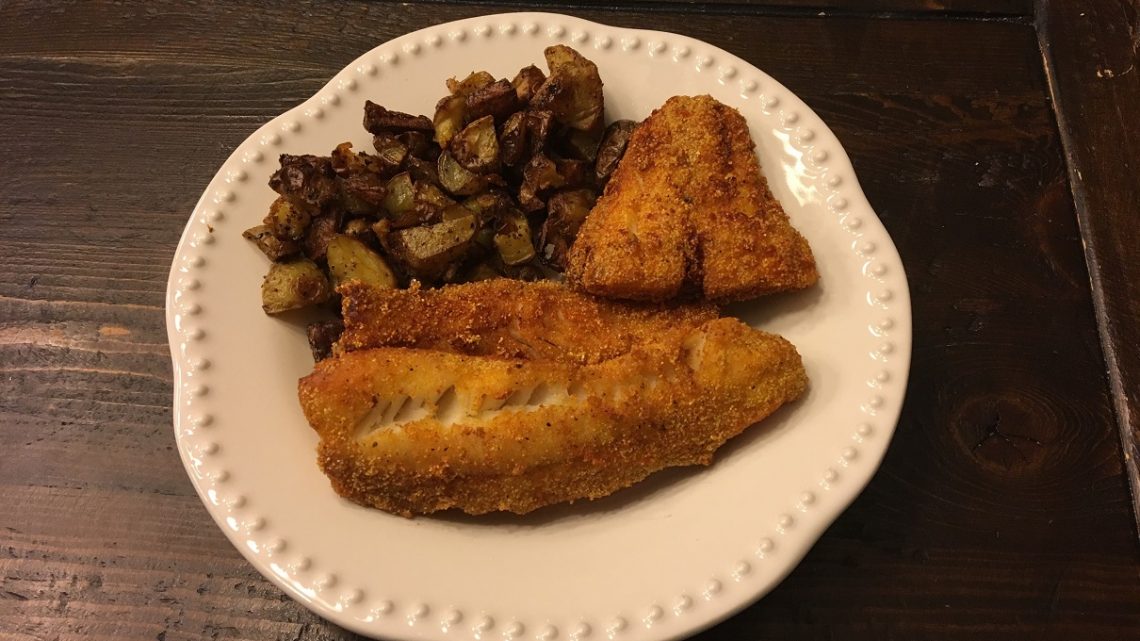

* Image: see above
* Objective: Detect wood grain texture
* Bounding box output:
[396,0,1032,16]
[0,1,1137,640]
[1038,0,1140,538]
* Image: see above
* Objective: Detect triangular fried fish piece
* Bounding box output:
[566,95,819,302]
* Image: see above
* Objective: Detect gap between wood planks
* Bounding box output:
[1036,0,1140,541]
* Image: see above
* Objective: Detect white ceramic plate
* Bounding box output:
[166,12,910,641]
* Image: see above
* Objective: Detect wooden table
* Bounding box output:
[2,1,1138,639]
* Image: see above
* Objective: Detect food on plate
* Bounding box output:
[260,258,332,314]
[244,45,629,328]
[298,310,807,516]
[566,95,818,303]
[237,48,819,519]
[333,279,718,364]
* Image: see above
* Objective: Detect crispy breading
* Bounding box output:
[299,317,807,516]
[335,279,718,364]
[566,95,819,302]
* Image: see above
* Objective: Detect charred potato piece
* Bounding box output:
[383,172,420,228]
[269,155,339,212]
[243,224,301,261]
[494,209,537,266]
[595,120,637,183]
[303,213,343,262]
[381,215,478,281]
[326,234,398,289]
[461,191,510,220]
[465,79,520,122]
[363,101,433,135]
[437,151,486,196]
[404,156,441,186]
[539,188,597,269]
[555,158,591,188]
[449,115,500,174]
[306,319,344,362]
[397,131,440,160]
[526,110,554,156]
[342,218,375,241]
[371,134,409,172]
[499,111,528,167]
[261,258,331,314]
[340,172,387,216]
[264,196,312,241]
[433,95,466,147]
[447,71,495,97]
[564,127,603,162]
[530,45,604,132]
[511,65,547,104]
[415,182,456,210]
[517,153,565,212]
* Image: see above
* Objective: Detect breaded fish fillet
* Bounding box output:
[566,95,819,302]
[335,279,718,365]
[299,316,807,516]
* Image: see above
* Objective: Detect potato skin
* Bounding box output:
[261,258,332,314]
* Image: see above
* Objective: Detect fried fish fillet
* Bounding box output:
[299,315,807,516]
[335,279,718,365]
[566,95,819,303]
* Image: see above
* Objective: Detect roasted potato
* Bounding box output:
[539,188,597,268]
[526,110,554,155]
[564,127,603,162]
[383,172,421,228]
[438,151,486,196]
[396,131,440,160]
[342,218,374,240]
[494,209,536,266]
[339,172,387,216]
[363,101,433,134]
[433,95,466,147]
[252,45,618,325]
[261,258,332,314]
[381,215,478,281]
[511,65,547,104]
[269,155,339,212]
[264,196,312,241]
[465,79,520,122]
[499,111,529,167]
[447,71,495,97]
[326,234,398,289]
[303,213,343,262]
[371,134,409,172]
[243,224,301,261]
[517,153,565,212]
[404,156,441,186]
[530,45,604,132]
[595,120,637,183]
[306,319,344,361]
[449,115,500,173]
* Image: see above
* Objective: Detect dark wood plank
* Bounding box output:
[400,0,1033,16]
[1038,0,1140,536]
[0,1,1137,640]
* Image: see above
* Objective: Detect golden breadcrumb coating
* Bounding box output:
[566,95,818,302]
[335,278,718,364]
[299,314,807,516]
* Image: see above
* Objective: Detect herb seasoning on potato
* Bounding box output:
[242,45,635,360]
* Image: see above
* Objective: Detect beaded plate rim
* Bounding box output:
[165,12,911,641]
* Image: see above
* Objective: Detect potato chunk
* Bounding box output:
[326,234,398,289]
[261,258,331,314]
[530,45,604,132]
